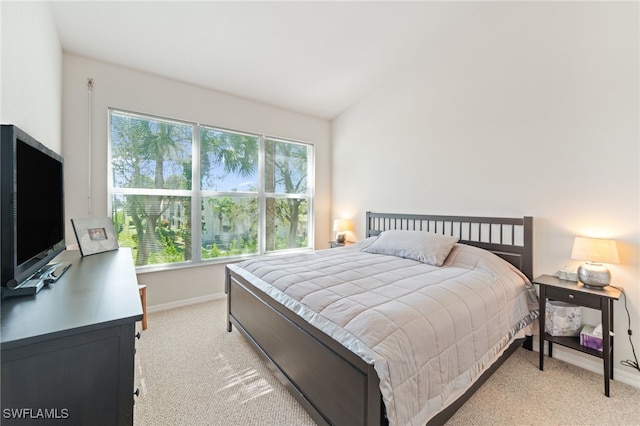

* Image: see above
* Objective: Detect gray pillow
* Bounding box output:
[362,230,459,266]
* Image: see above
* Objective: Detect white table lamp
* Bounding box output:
[333,219,350,243]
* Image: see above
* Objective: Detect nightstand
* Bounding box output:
[329,241,354,248]
[534,274,621,396]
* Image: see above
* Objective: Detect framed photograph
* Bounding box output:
[71,217,119,257]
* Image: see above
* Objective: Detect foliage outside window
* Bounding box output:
[109,109,313,268]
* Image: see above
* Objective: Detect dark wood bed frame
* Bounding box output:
[226,212,533,426]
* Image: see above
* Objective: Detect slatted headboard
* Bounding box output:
[365,211,533,280]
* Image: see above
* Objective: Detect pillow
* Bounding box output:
[362,230,459,266]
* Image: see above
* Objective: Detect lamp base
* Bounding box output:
[335,232,346,243]
[577,262,611,289]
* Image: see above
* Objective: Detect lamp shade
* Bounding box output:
[571,237,619,264]
[333,219,348,232]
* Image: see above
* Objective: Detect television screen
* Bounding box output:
[16,140,64,265]
[1,125,65,288]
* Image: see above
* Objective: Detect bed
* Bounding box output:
[225,212,537,425]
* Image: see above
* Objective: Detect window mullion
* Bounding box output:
[307,144,315,249]
[191,125,202,262]
[258,136,266,255]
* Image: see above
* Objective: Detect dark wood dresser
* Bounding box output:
[1,248,143,425]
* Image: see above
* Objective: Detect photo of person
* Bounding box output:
[72,217,119,257]
[88,227,108,241]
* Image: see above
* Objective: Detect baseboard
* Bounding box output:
[536,338,640,389]
[147,292,226,314]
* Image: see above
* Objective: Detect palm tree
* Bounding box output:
[210,196,234,235]
[111,114,191,266]
[201,129,259,250]
[265,139,308,249]
[200,129,258,183]
[112,116,309,264]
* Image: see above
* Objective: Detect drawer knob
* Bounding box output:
[568,294,575,299]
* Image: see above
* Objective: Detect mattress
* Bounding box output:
[228,238,539,425]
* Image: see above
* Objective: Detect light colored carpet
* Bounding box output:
[134,299,640,425]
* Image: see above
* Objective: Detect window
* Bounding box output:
[109,109,314,268]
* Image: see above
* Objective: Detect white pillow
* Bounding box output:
[362,230,459,266]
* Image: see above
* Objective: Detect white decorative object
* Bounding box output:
[545,301,582,336]
[71,217,119,257]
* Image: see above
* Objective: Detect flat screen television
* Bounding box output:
[1,125,65,290]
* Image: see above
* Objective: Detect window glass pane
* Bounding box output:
[265,198,308,252]
[111,194,192,266]
[264,139,308,195]
[201,196,258,258]
[200,128,259,192]
[109,108,313,269]
[111,112,193,190]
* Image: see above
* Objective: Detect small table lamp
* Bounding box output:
[333,219,349,243]
[571,237,619,289]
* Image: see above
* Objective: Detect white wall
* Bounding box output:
[62,53,332,308]
[1,1,62,151]
[332,2,640,386]
[5,0,638,387]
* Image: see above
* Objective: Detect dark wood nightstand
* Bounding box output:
[329,241,354,248]
[533,274,621,396]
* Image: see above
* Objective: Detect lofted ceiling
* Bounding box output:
[50,1,480,120]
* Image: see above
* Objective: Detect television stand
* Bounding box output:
[1,261,71,299]
[42,261,72,282]
[1,248,142,425]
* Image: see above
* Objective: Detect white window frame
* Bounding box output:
[107,108,315,272]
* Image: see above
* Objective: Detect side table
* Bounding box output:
[329,241,354,248]
[534,274,621,397]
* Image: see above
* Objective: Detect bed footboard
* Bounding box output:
[226,267,386,426]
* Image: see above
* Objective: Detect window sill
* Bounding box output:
[134,247,314,274]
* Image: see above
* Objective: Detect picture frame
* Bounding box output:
[71,217,119,257]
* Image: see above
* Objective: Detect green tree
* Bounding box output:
[111,114,191,266]
[200,129,258,189]
[210,197,236,234]
[112,115,310,265]
[201,129,259,253]
[265,139,308,249]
